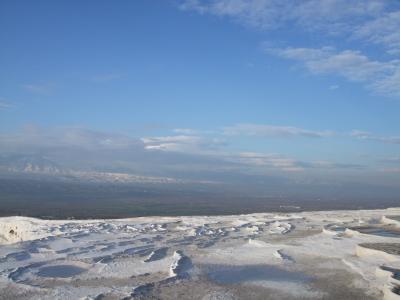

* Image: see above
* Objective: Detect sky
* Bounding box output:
[1,0,400,192]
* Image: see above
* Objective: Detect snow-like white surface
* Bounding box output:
[1,208,400,299]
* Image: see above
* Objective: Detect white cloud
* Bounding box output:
[0,127,142,152]
[269,46,400,96]
[372,68,400,96]
[91,74,121,82]
[180,0,387,31]
[141,135,226,153]
[0,126,369,176]
[233,152,305,172]
[173,128,201,135]
[142,135,200,151]
[22,83,52,94]
[310,160,363,170]
[351,130,400,144]
[225,152,362,172]
[222,123,334,138]
[291,0,386,33]
[354,11,400,55]
[180,0,400,97]
[0,99,13,110]
[142,134,313,172]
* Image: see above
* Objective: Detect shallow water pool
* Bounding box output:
[204,264,312,285]
[352,226,400,238]
[37,265,86,278]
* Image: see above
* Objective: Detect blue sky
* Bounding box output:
[1,0,400,187]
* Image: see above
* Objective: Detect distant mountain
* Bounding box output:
[0,154,215,185]
[0,154,64,174]
[65,171,208,185]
